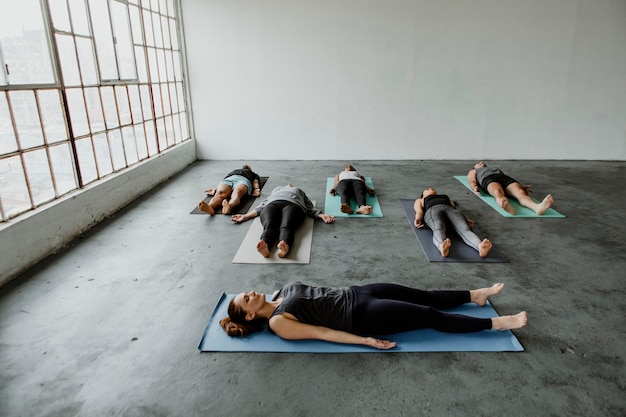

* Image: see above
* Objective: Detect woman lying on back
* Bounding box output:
[220,281,527,349]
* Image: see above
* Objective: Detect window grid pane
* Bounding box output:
[0,0,190,222]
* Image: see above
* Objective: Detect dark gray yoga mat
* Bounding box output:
[400,199,508,263]
[190,177,269,214]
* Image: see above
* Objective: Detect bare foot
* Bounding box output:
[470,282,504,306]
[492,312,527,331]
[356,205,373,215]
[498,197,516,214]
[340,204,354,214]
[439,238,451,257]
[478,238,492,257]
[277,241,289,258]
[198,201,215,215]
[535,194,554,215]
[222,199,231,214]
[256,240,270,258]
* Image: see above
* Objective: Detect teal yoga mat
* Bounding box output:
[454,176,565,218]
[324,177,383,217]
[198,292,524,353]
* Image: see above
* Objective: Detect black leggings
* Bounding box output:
[336,179,367,207]
[350,283,492,335]
[259,201,305,247]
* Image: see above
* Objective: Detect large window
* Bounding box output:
[0,0,190,221]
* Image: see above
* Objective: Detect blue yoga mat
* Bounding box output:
[400,199,508,263]
[324,177,383,217]
[198,293,524,352]
[454,176,565,218]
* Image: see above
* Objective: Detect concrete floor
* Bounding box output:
[1,160,625,417]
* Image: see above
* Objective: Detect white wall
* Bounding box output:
[182,0,626,160]
[0,141,196,286]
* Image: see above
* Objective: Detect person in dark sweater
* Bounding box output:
[198,164,261,215]
[414,187,492,257]
[467,161,554,215]
[219,281,527,349]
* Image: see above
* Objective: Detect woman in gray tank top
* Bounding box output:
[220,281,527,350]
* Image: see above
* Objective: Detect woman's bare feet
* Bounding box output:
[535,194,554,215]
[340,204,354,214]
[470,282,504,306]
[277,241,290,258]
[356,205,373,215]
[478,238,492,257]
[256,240,270,258]
[198,201,215,215]
[222,199,232,214]
[498,197,516,214]
[491,312,527,331]
[439,238,451,257]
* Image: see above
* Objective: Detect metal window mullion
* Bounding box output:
[45,0,85,189]
[137,4,159,153]
[112,88,129,169]
[59,88,83,187]
[34,89,62,198]
[173,0,193,142]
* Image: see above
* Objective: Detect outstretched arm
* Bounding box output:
[330,174,340,195]
[269,315,395,350]
[467,169,480,193]
[231,210,258,223]
[251,179,261,196]
[413,198,425,228]
[362,176,376,195]
[318,213,336,224]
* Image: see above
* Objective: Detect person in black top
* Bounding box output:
[467,161,554,215]
[414,187,492,257]
[219,281,527,349]
[198,164,261,215]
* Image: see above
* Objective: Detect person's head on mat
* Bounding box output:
[474,161,487,169]
[219,282,527,349]
[420,187,437,199]
[344,164,356,171]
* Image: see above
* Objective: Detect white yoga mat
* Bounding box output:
[232,202,316,264]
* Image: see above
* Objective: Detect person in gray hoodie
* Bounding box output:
[231,184,335,258]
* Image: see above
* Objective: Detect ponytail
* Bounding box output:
[219,298,267,337]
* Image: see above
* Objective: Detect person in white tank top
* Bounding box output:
[330,164,376,215]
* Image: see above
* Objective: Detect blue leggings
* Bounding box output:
[350,283,492,335]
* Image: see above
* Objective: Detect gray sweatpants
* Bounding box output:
[423,205,482,250]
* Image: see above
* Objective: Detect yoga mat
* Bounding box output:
[400,199,508,263]
[190,177,269,214]
[454,176,565,218]
[198,293,524,352]
[324,177,383,217]
[231,201,316,264]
